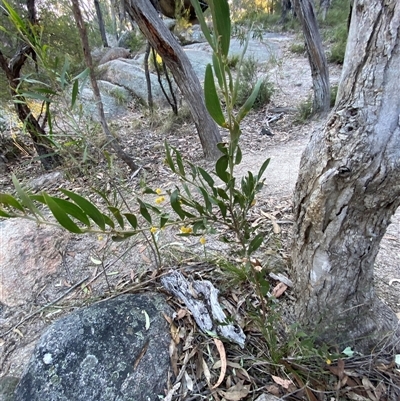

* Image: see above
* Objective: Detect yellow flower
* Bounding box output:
[199,236,206,245]
[155,196,165,204]
[150,227,158,234]
[155,188,162,195]
[326,359,332,365]
[180,226,193,234]
[251,199,257,207]
[97,235,104,241]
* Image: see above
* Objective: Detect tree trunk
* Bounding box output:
[123,0,222,160]
[319,0,331,21]
[292,0,400,353]
[94,0,109,47]
[293,0,330,113]
[71,0,139,172]
[280,0,292,23]
[0,50,61,170]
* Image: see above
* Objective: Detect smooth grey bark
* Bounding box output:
[294,0,330,112]
[123,0,222,160]
[319,0,331,20]
[292,0,400,353]
[94,0,109,47]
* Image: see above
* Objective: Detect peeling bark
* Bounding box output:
[292,0,400,353]
[123,0,222,160]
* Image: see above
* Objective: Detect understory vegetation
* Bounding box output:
[2,1,397,400]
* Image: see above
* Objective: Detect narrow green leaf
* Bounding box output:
[112,232,135,242]
[43,193,82,234]
[204,64,226,127]
[137,199,152,224]
[257,158,271,180]
[0,193,24,211]
[12,175,42,217]
[217,200,227,218]
[0,209,13,217]
[60,189,105,230]
[216,187,229,200]
[248,233,264,255]
[124,213,137,229]
[217,142,229,155]
[235,145,242,165]
[212,53,224,89]
[215,155,229,183]
[71,79,79,109]
[198,187,212,213]
[176,149,185,176]
[108,206,124,229]
[164,141,176,172]
[160,214,169,229]
[237,79,262,122]
[170,189,185,220]
[103,213,115,229]
[142,187,158,195]
[213,0,231,57]
[198,167,215,188]
[60,58,69,90]
[51,198,90,226]
[190,0,215,50]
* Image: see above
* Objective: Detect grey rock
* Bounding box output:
[99,59,174,106]
[80,80,133,120]
[0,376,19,401]
[0,219,70,307]
[27,171,63,192]
[98,47,131,66]
[175,25,206,45]
[15,293,173,401]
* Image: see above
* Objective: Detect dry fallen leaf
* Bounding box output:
[271,375,293,389]
[202,356,211,385]
[271,282,287,298]
[176,308,188,320]
[212,338,227,389]
[170,322,180,344]
[169,340,179,376]
[219,380,250,401]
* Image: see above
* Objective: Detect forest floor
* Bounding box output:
[1,32,400,400]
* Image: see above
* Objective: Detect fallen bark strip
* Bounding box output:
[161,270,246,348]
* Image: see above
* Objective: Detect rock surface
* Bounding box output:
[0,219,70,307]
[15,293,173,401]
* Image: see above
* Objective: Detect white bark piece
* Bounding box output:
[161,271,246,348]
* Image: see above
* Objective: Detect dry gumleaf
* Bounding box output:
[265,384,281,396]
[176,308,188,320]
[170,322,180,344]
[271,282,288,298]
[169,340,179,376]
[261,211,281,234]
[162,312,173,325]
[219,380,250,401]
[212,361,251,382]
[212,338,227,389]
[271,375,292,389]
[202,357,211,385]
[163,382,181,401]
[184,371,194,391]
[141,253,151,263]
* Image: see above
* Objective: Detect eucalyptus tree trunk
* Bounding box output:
[292,0,400,353]
[319,0,331,20]
[293,0,330,113]
[123,0,222,160]
[94,0,109,47]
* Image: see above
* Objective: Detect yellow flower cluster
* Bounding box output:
[199,237,206,245]
[155,196,165,204]
[180,226,193,234]
[150,227,158,234]
[155,188,163,195]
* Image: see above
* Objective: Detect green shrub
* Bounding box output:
[236,56,274,109]
[289,42,306,55]
[295,96,314,123]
